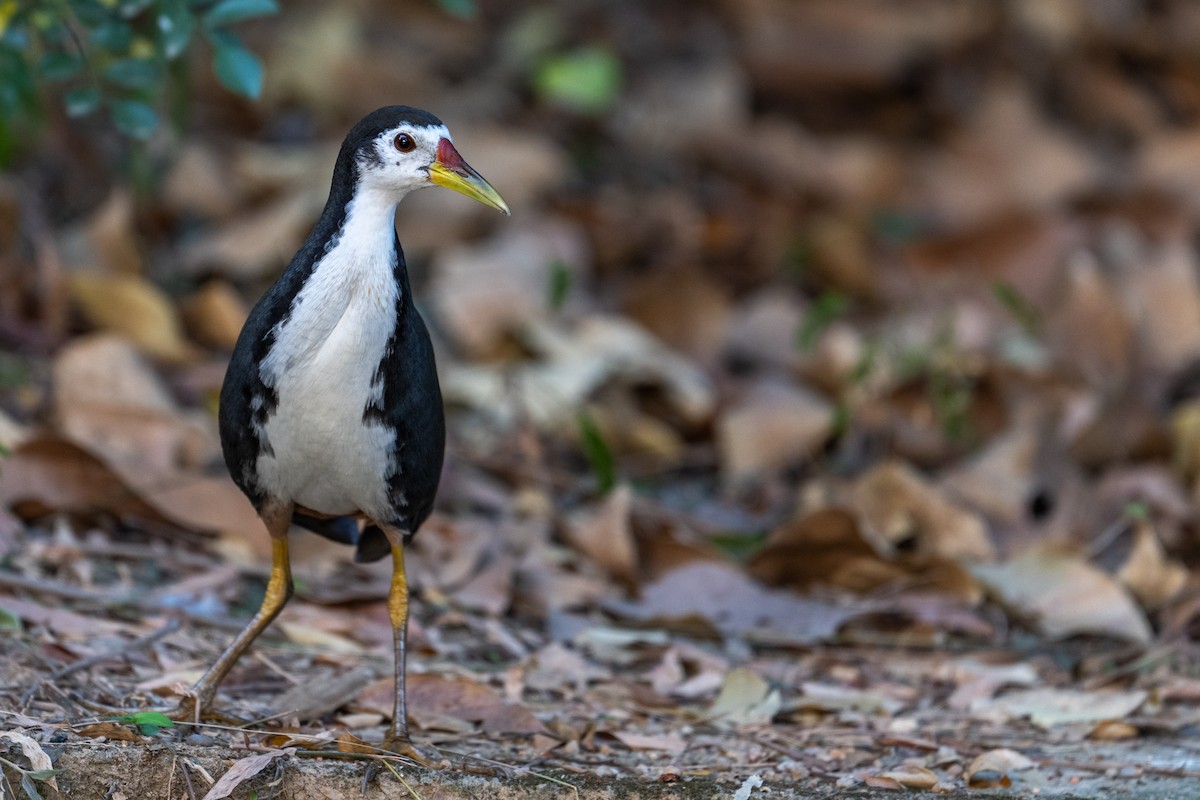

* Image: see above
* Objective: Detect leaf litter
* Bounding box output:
[5,1,1200,798]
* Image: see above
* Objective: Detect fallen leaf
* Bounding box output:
[1090,719,1139,740]
[609,560,854,643]
[67,273,196,361]
[972,687,1146,727]
[181,192,323,279]
[53,335,217,472]
[431,222,590,357]
[181,280,249,350]
[73,722,142,742]
[563,484,637,582]
[0,730,58,790]
[611,731,688,755]
[965,748,1034,788]
[789,682,905,716]
[717,379,834,483]
[747,508,906,593]
[202,749,293,800]
[971,545,1152,644]
[0,436,166,524]
[707,667,781,726]
[852,460,994,561]
[1115,519,1188,610]
[875,765,938,790]
[355,674,545,735]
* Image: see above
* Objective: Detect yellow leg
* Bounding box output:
[74,501,295,723]
[186,501,295,719]
[387,539,412,741]
[370,525,440,772]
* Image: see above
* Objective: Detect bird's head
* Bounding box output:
[342,105,509,215]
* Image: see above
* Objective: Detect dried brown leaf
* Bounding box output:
[563,484,637,582]
[852,460,994,561]
[202,749,292,800]
[67,273,197,362]
[355,674,545,735]
[718,379,834,482]
[0,730,58,790]
[610,559,853,643]
[972,545,1152,644]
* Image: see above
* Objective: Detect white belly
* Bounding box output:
[254,193,401,519]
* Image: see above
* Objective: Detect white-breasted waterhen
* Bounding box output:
[85,106,508,761]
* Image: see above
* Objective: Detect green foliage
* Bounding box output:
[534,46,621,115]
[546,260,572,311]
[0,0,278,147]
[116,709,176,735]
[576,410,616,493]
[0,604,19,629]
[796,290,848,352]
[993,281,1040,335]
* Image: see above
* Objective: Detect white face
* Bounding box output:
[356,123,451,194]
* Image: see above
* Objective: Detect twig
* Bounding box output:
[380,759,423,800]
[33,618,182,698]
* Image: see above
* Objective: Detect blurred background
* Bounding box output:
[5,0,1200,790]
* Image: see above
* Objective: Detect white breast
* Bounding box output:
[255,190,401,519]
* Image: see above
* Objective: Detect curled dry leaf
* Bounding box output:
[851,459,994,561]
[0,730,58,790]
[1115,519,1188,609]
[563,483,637,583]
[965,748,1034,788]
[875,765,939,790]
[707,667,782,727]
[971,545,1152,644]
[74,722,142,742]
[747,508,906,593]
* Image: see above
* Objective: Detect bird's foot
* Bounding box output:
[360,731,445,790]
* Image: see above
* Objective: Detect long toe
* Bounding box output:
[361,733,446,789]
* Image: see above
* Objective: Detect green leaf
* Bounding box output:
[0,604,19,630]
[22,769,61,782]
[546,260,571,311]
[64,86,102,117]
[21,773,44,800]
[436,0,477,19]
[203,0,279,27]
[158,1,195,59]
[212,36,262,98]
[38,51,81,81]
[533,46,621,114]
[89,20,134,51]
[992,281,1040,336]
[117,709,176,735]
[796,290,848,352]
[109,98,158,139]
[577,411,616,494]
[104,57,160,89]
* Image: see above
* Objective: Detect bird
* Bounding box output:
[85,106,508,761]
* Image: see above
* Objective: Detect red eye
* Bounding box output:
[394,133,416,152]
